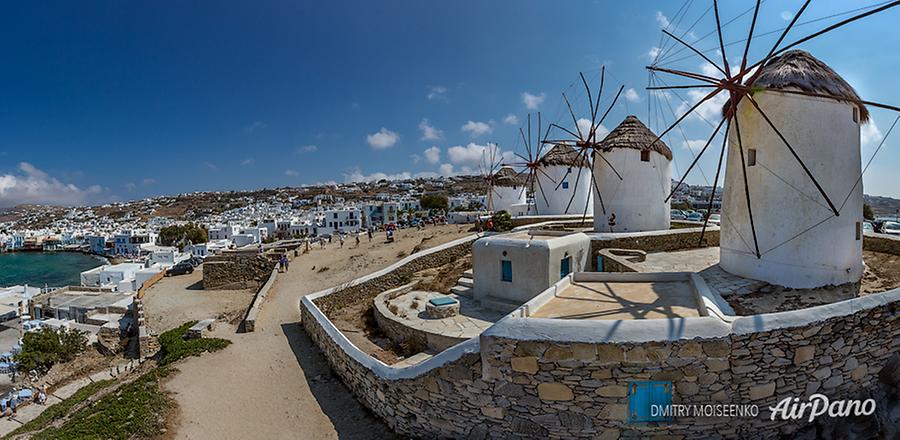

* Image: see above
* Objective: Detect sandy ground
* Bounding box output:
[164,224,472,440]
[141,267,255,334]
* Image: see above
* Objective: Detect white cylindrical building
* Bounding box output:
[720,50,865,288]
[534,144,593,216]
[489,166,527,213]
[592,116,672,232]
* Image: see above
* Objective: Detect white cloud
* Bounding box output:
[439,163,455,176]
[503,114,519,125]
[521,92,545,110]
[447,142,514,174]
[862,120,883,146]
[142,178,156,185]
[648,47,661,61]
[0,162,105,206]
[419,118,443,141]
[366,128,400,150]
[244,121,267,133]
[427,85,448,101]
[676,88,729,122]
[681,139,710,152]
[124,182,136,192]
[624,88,640,103]
[655,11,670,28]
[342,167,437,183]
[297,145,318,154]
[284,169,298,177]
[423,146,441,164]
[241,158,255,166]
[461,120,493,138]
[204,162,217,170]
[576,118,609,140]
[781,10,793,21]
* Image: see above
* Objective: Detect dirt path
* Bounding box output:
[165,225,471,439]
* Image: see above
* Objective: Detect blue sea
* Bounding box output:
[0,252,106,288]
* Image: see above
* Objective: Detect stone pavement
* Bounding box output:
[386,290,504,339]
[631,247,766,297]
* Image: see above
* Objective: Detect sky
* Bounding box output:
[0,0,899,207]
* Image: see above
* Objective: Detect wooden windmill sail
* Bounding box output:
[503,113,558,215]
[647,0,900,287]
[478,143,505,212]
[540,67,627,222]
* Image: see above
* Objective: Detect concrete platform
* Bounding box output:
[530,279,702,320]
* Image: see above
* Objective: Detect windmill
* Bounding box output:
[478,143,505,212]
[541,67,627,223]
[647,0,900,287]
[502,112,556,215]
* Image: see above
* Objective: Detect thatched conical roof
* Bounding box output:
[539,144,590,168]
[749,50,868,121]
[492,166,525,188]
[599,115,672,161]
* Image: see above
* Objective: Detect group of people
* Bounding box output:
[278,254,290,272]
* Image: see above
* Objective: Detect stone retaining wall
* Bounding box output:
[313,240,474,318]
[373,283,468,352]
[202,254,273,290]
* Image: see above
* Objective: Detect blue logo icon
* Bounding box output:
[628,381,673,423]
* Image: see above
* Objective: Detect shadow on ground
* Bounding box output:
[281,322,401,440]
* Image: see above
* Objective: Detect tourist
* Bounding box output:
[367,229,373,242]
[355,235,360,247]
[284,256,290,272]
[339,234,344,248]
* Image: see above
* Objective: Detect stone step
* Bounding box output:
[450,285,473,298]
[457,277,474,288]
[479,295,523,313]
[461,269,473,279]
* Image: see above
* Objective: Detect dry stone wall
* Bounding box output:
[589,228,719,271]
[202,254,273,290]
[313,240,472,317]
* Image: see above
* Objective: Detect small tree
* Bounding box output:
[490,211,513,232]
[863,203,875,221]
[15,327,88,374]
[420,194,449,211]
[158,223,208,249]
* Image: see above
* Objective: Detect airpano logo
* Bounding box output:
[769,394,876,422]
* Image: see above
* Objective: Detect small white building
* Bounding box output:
[472,230,590,310]
[720,50,865,288]
[113,230,157,256]
[319,208,361,236]
[488,167,527,214]
[592,115,672,233]
[534,145,593,216]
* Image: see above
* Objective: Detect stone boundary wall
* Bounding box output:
[301,227,900,439]
[863,231,900,254]
[241,267,279,333]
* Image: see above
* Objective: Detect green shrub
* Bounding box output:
[490,211,513,232]
[158,321,231,366]
[3,379,112,439]
[158,223,208,249]
[15,327,88,374]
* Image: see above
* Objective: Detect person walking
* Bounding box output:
[367,229,373,242]
[355,234,360,248]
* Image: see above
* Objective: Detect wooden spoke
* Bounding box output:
[592,85,625,142]
[699,122,730,247]
[739,0,761,75]
[646,84,717,90]
[666,117,726,203]
[732,115,761,258]
[662,29,727,77]
[647,86,726,149]
[594,151,623,181]
[713,0,732,79]
[563,92,584,140]
[580,72,595,123]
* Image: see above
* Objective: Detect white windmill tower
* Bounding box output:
[593,115,672,233]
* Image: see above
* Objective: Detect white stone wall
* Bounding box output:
[721,90,863,288]
[592,148,671,233]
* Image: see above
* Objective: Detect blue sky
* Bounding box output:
[0,0,898,206]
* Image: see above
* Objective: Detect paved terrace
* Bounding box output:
[386,290,504,339]
[530,279,702,320]
[628,247,766,296]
